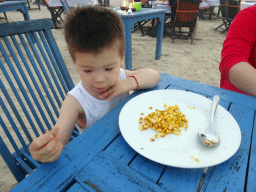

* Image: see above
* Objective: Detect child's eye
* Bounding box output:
[84,70,92,73]
[105,68,113,71]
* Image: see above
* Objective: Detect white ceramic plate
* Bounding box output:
[119,90,241,168]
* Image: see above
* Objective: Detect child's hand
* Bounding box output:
[29,127,63,163]
[100,79,131,100]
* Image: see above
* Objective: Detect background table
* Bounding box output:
[0,1,30,20]
[11,73,256,192]
[116,8,166,70]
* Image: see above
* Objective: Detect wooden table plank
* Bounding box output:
[129,155,166,183]
[246,112,256,192]
[201,103,255,191]
[160,74,256,109]
[76,151,169,192]
[104,134,137,165]
[158,166,204,192]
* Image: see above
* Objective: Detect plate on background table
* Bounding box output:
[119,90,241,168]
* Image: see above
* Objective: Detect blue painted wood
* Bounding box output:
[158,166,204,192]
[0,1,30,21]
[60,0,71,13]
[10,78,170,191]
[117,8,166,70]
[10,73,255,191]
[129,154,166,183]
[0,19,54,36]
[1,19,76,182]
[76,151,169,192]
[161,74,256,109]
[201,103,255,191]
[247,112,256,192]
[0,136,25,182]
[104,134,137,165]
[66,182,89,192]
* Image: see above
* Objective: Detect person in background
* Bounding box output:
[169,0,202,40]
[219,5,256,97]
[29,6,161,163]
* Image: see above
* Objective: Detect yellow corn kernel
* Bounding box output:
[149,106,153,109]
[139,125,144,130]
[155,134,160,138]
[139,120,143,124]
[205,140,210,145]
[150,137,155,141]
[164,103,167,108]
[195,158,200,162]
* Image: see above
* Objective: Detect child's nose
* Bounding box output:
[93,72,106,83]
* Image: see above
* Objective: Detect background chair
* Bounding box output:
[26,0,41,10]
[167,0,200,44]
[60,0,71,13]
[0,18,79,182]
[132,0,152,36]
[43,0,64,29]
[215,0,241,33]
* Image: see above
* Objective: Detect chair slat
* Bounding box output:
[19,33,55,130]
[25,32,60,120]
[11,34,56,136]
[13,33,60,118]
[31,31,62,110]
[1,37,51,133]
[1,79,38,140]
[15,156,33,174]
[22,152,41,168]
[0,136,25,183]
[38,30,66,101]
[0,19,54,37]
[0,107,29,154]
[44,29,74,91]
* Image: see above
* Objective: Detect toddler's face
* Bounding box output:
[74,42,124,99]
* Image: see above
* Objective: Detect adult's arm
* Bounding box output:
[219,6,256,97]
[229,62,256,97]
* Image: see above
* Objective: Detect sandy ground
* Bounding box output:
[0,1,231,191]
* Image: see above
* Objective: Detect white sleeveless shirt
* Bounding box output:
[68,68,128,134]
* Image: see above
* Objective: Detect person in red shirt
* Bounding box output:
[219,5,256,97]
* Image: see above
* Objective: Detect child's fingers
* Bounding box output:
[29,132,55,151]
[100,87,115,99]
[40,139,63,162]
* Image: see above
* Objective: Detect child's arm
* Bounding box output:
[29,95,84,162]
[123,68,161,90]
[99,68,161,100]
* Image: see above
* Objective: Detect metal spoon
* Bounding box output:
[198,95,221,147]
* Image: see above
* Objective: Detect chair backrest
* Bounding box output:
[60,0,71,13]
[219,0,229,18]
[174,0,200,23]
[0,19,75,181]
[228,0,241,19]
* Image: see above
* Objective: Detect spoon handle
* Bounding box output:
[210,95,220,122]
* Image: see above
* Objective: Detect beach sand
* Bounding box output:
[0,2,228,191]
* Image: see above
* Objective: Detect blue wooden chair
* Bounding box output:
[60,0,71,14]
[0,18,79,182]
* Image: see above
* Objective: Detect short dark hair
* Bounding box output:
[64,6,125,62]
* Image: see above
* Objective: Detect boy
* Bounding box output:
[29,6,161,162]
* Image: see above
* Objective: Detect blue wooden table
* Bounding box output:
[11,74,256,192]
[116,8,166,70]
[0,1,30,21]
